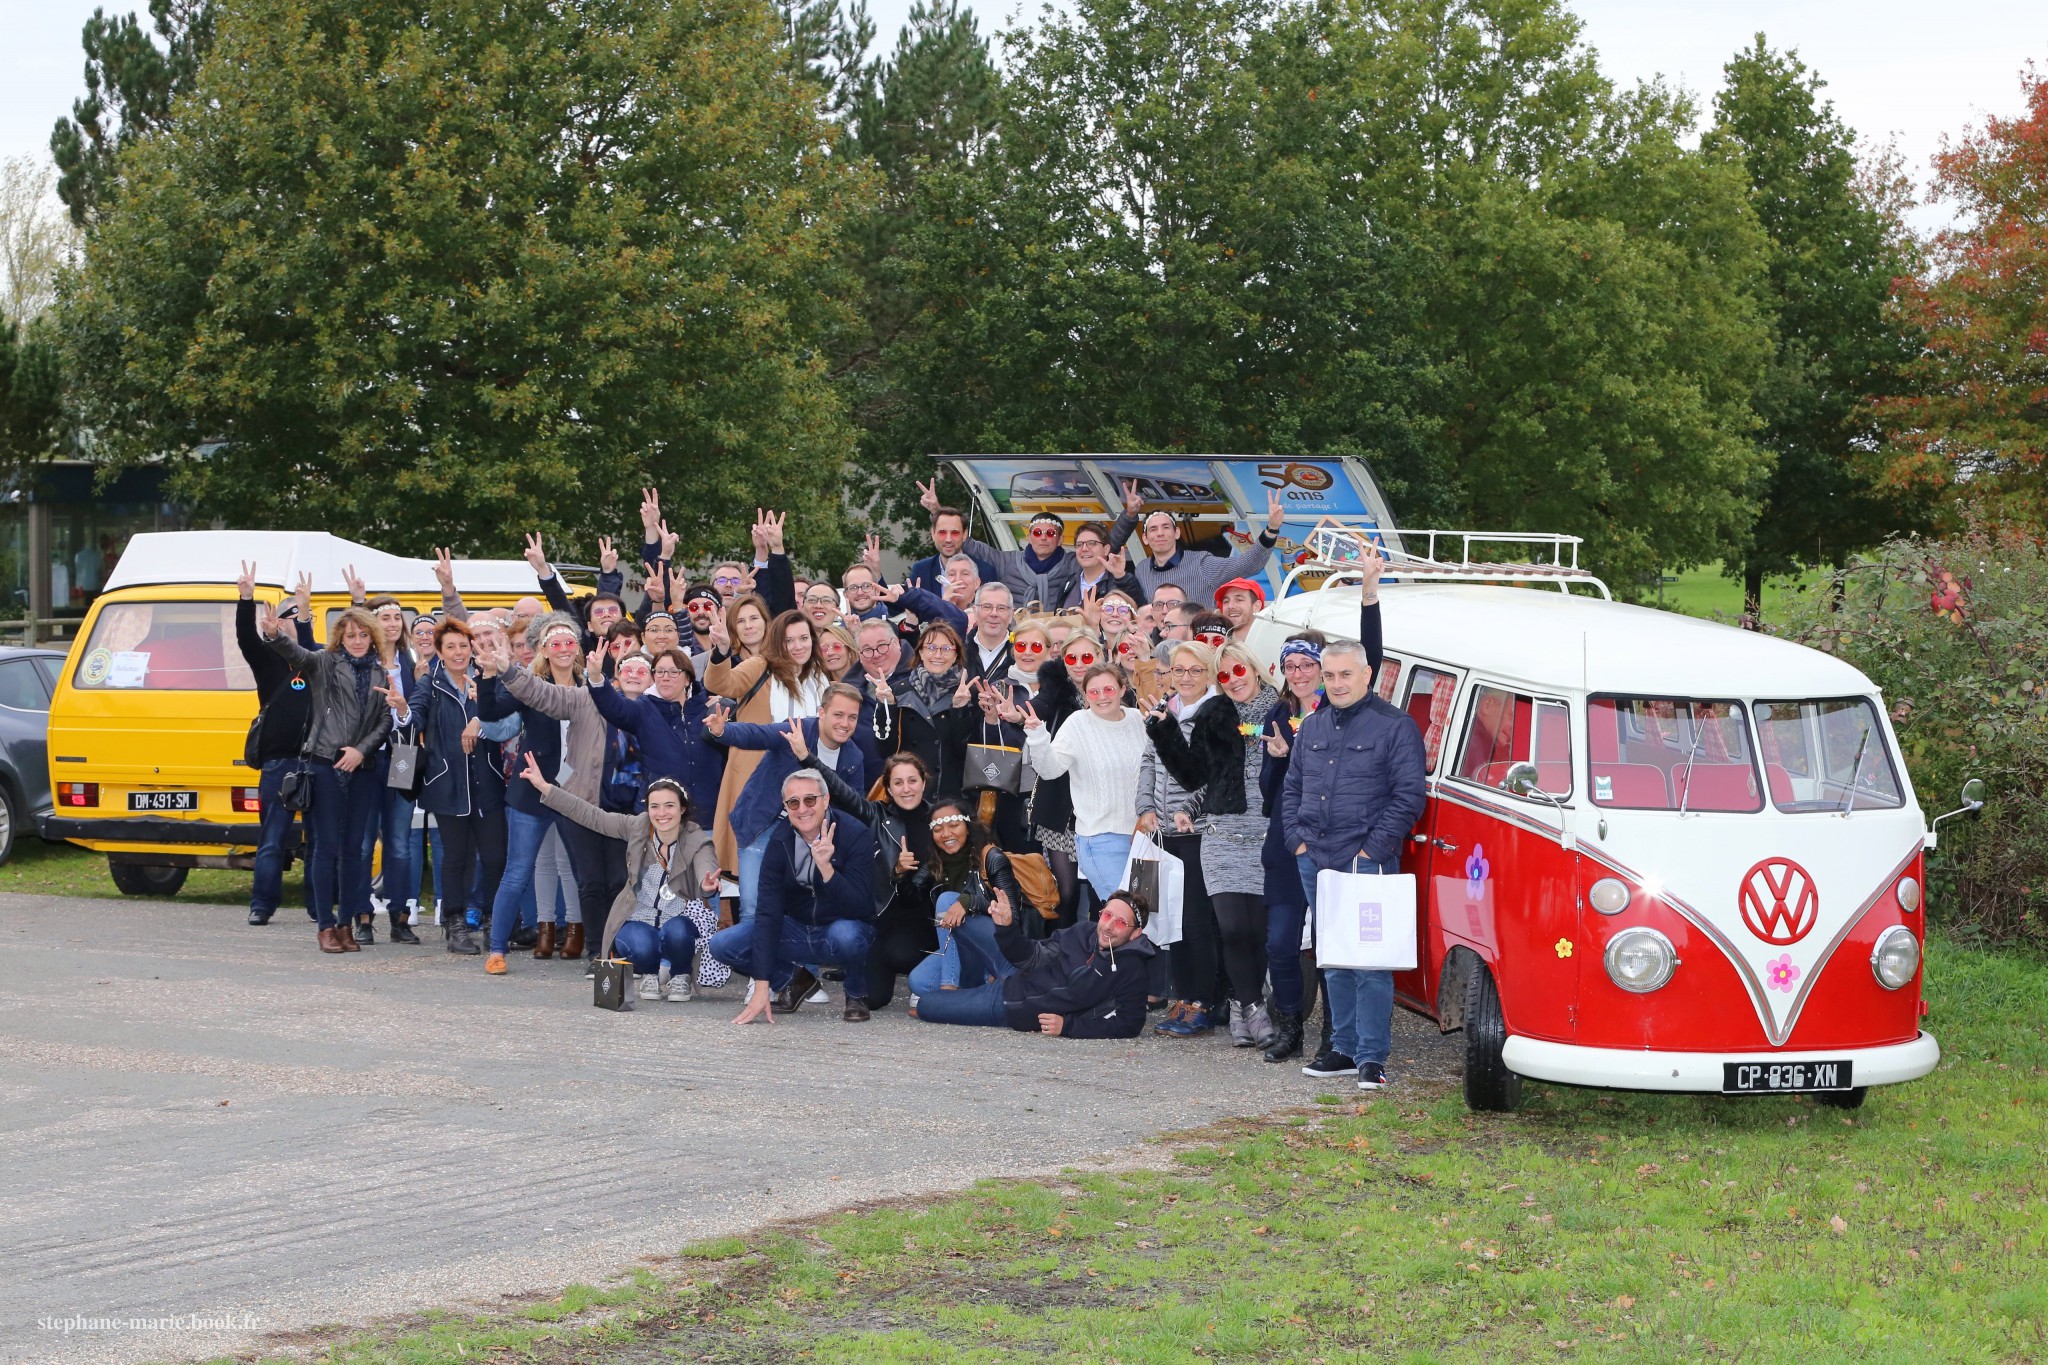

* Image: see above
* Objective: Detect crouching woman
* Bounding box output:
[515,754,719,1003]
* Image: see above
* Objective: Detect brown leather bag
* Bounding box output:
[1005,851,1063,920]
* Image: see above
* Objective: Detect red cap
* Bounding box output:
[1214,577,1267,608]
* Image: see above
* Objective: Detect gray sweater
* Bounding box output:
[1108,511,1277,606]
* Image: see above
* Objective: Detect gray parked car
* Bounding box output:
[0,646,66,865]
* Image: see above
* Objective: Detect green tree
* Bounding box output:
[0,311,65,468]
[48,0,216,226]
[1704,36,1920,616]
[59,0,872,563]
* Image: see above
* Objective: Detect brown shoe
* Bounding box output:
[533,922,556,959]
[317,927,346,954]
[335,924,362,952]
[560,924,586,959]
[774,966,820,1014]
[843,998,871,1023]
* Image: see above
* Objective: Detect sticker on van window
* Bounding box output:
[80,649,114,686]
[1594,774,1613,802]
[106,652,150,688]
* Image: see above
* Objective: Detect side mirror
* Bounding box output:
[1926,775,1988,848]
[1503,762,1546,798]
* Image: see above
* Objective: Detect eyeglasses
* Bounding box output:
[804,594,839,606]
[653,668,686,679]
[712,575,743,588]
[782,793,823,810]
[1169,665,1207,677]
[1281,656,1322,672]
[921,640,957,654]
[1063,651,1097,666]
[858,643,895,658]
[1220,662,1251,681]
[1100,603,1134,618]
[1013,639,1046,655]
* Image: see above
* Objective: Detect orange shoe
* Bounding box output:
[484,953,508,976]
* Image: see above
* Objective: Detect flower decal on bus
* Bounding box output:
[1765,953,1801,994]
[1464,844,1490,900]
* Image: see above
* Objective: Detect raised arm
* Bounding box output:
[499,661,587,722]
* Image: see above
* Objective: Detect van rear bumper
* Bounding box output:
[1501,1032,1941,1092]
[40,815,263,847]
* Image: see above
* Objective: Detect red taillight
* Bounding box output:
[58,782,100,807]
[232,786,262,814]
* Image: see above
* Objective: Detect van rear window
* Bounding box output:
[72,602,256,691]
[1587,697,1762,812]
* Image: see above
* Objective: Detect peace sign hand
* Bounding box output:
[585,646,606,683]
[598,535,617,574]
[1120,478,1144,514]
[640,487,662,534]
[916,478,941,515]
[523,532,549,577]
[341,563,366,600]
[1265,489,1285,533]
[236,560,257,600]
[433,547,456,591]
[862,533,883,575]
[371,683,411,720]
[1358,542,1386,605]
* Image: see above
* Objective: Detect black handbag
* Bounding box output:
[592,958,635,1011]
[387,689,428,799]
[276,764,313,812]
[964,719,1024,793]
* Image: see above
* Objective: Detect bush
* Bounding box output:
[1773,530,2048,950]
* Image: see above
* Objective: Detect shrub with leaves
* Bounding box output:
[1774,530,2048,949]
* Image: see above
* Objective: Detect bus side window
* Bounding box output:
[1402,666,1458,773]
[1456,684,1573,798]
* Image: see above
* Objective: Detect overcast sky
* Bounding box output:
[7,0,2043,235]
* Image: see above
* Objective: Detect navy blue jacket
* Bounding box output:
[994,914,1158,1038]
[1280,693,1427,870]
[718,717,870,849]
[408,659,505,818]
[1261,600,1386,899]
[749,808,876,979]
[589,684,725,831]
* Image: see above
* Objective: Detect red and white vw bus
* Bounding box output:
[1247,529,1948,1112]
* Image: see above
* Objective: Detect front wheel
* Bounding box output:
[0,784,16,866]
[1462,963,1523,1112]
[1816,1087,1868,1111]
[109,860,189,897]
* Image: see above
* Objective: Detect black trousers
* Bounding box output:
[556,817,624,950]
[1163,833,1225,1008]
[439,807,507,930]
[1211,892,1269,1008]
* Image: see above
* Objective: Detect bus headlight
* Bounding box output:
[1871,926,1920,990]
[1588,877,1631,915]
[1895,875,1921,913]
[1604,928,1677,994]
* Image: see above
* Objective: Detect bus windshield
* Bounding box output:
[1754,698,1904,812]
[1587,697,1762,812]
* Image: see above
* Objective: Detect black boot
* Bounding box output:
[389,911,421,944]
[445,922,482,955]
[1262,1010,1304,1063]
[353,917,375,946]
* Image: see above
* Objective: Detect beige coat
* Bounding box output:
[499,665,607,806]
[704,654,777,872]
[540,784,718,957]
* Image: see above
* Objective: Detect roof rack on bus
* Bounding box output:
[1280,519,1612,601]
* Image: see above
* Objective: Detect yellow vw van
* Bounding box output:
[42,530,566,895]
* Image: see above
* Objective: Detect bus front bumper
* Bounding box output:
[1500,1032,1940,1093]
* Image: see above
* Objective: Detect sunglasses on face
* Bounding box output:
[1195,630,1228,645]
[1220,662,1251,681]
[1013,639,1046,655]
[782,793,823,811]
[1063,651,1097,666]
[1116,639,1138,655]
[1028,526,1061,539]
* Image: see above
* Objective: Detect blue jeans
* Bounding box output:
[735,825,772,925]
[1265,900,1309,1015]
[306,759,384,930]
[909,913,1014,997]
[364,787,416,913]
[930,892,965,988]
[915,979,1010,1027]
[251,758,302,919]
[1296,852,1397,1067]
[611,917,699,976]
[707,916,875,1001]
[489,807,556,953]
[1075,831,1134,902]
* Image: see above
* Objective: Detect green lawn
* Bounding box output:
[1,835,292,906]
[200,937,2048,1365]
[1650,561,1826,625]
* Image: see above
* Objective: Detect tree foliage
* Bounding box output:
[49,0,216,226]
[1703,37,1922,613]
[1872,68,2048,533]
[0,311,66,469]
[58,0,873,563]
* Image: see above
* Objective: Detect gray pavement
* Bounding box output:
[0,892,1457,1365]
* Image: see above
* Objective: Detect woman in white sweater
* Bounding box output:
[1022,661,1150,900]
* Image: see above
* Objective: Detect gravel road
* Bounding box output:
[0,891,1459,1364]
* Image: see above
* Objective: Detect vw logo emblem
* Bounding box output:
[1738,857,1819,945]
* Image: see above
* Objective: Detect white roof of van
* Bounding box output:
[1264,582,1876,698]
[101,531,548,597]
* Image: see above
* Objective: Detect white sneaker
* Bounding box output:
[657,960,692,1002]
[636,974,663,1001]
[407,901,421,926]
[371,894,389,916]
[432,900,443,927]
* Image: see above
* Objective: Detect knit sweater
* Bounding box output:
[1107,511,1277,605]
[1023,707,1148,837]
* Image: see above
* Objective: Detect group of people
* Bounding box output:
[235,476,1426,1089]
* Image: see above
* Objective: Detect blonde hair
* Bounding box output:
[327,606,395,666]
[1169,640,1220,675]
[1218,642,1262,678]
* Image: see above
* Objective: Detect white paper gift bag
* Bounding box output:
[1119,830,1184,946]
[1313,869,1418,970]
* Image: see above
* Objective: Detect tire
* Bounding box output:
[1816,1087,1868,1111]
[1462,963,1523,1112]
[108,860,189,897]
[0,784,16,867]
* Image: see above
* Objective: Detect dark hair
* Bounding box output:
[366,594,402,612]
[647,646,694,681]
[927,795,996,866]
[606,619,642,642]
[762,609,829,695]
[881,752,930,790]
[914,620,966,665]
[726,592,774,658]
[820,680,865,712]
[930,504,967,529]
[591,591,625,613]
[1190,610,1231,637]
[1286,628,1328,647]
[1073,520,1115,546]
[644,777,690,823]
[1080,661,1127,695]
[1103,887,1150,928]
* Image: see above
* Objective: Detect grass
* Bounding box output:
[1650,561,1826,625]
[0,835,297,905]
[196,936,2048,1365]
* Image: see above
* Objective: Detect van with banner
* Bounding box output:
[40,531,566,896]
[1244,523,1968,1112]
